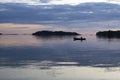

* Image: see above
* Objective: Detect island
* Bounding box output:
[96,30,120,38]
[32,30,79,36]
[0,33,2,35]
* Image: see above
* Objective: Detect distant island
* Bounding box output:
[32,31,79,36]
[96,30,120,38]
[0,33,2,35]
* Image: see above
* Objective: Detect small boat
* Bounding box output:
[73,37,86,41]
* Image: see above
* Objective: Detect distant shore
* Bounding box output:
[32,31,80,36]
[96,30,120,38]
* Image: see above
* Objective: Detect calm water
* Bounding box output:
[0,35,120,80]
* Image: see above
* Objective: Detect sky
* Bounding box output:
[0,0,106,5]
[0,0,120,5]
[0,0,120,34]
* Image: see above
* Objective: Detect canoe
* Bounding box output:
[73,37,86,40]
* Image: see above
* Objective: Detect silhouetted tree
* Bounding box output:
[96,30,120,38]
[32,30,79,36]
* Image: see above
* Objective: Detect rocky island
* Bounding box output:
[32,31,79,36]
[96,30,120,38]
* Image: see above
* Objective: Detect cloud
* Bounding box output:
[40,0,51,3]
[0,0,120,5]
[1,2,120,34]
[0,0,36,4]
[0,2,120,24]
[0,8,7,11]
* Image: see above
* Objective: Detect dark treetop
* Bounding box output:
[32,31,79,36]
[96,30,120,38]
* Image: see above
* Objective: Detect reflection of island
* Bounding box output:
[32,31,79,36]
[96,30,120,38]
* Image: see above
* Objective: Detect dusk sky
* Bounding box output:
[0,0,120,5]
[0,0,120,34]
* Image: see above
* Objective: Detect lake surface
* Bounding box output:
[0,35,120,80]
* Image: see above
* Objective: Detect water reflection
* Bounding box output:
[0,66,120,80]
[0,35,120,68]
[1,35,120,80]
[0,35,42,47]
[97,36,120,42]
[0,35,76,47]
[34,35,76,39]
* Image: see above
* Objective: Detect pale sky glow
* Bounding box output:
[0,0,120,5]
[49,0,107,5]
[0,23,53,34]
[0,23,68,34]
